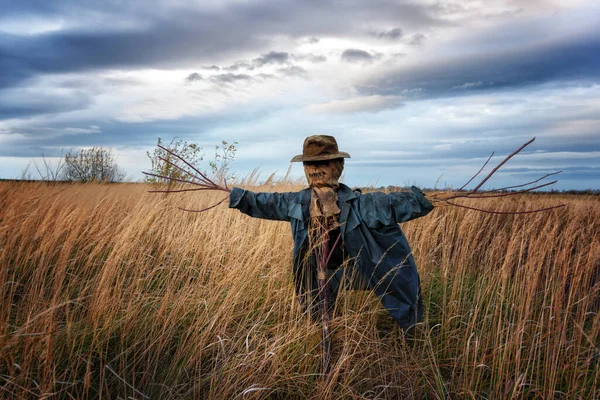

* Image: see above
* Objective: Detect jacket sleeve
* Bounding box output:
[359,186,434,226]
[390,186,434,223]
[228,187,296,221]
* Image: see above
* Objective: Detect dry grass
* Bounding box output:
[0,181,598,399]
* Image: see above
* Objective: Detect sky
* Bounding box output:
[0,0,599,189]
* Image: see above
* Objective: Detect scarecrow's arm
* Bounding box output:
[390,186,435,223]
[358,186,434,226]
[229,187,296,221]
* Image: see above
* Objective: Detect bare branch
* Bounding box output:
[471,137,536,192]
[141,171,205,187]
[458,151,494,191]
[157,155,210,185]
[487,171,562,192]
[158,144,218,187]
[447,180,558,200]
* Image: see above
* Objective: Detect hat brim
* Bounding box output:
[290,151,351,163]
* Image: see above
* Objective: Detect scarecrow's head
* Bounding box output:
[290,135,351,188]
[303,159,344,188]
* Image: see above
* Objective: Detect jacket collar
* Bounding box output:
[297,183,357,205]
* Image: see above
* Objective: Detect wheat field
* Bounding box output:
[0,181,598,399]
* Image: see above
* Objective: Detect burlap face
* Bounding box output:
[303,159,344,188]
[305,159,344,218]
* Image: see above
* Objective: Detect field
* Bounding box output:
[0,181,599,399]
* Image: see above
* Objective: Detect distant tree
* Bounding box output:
[62,147,126,182]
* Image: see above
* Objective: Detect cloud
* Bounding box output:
[341,49,374,64]
[452,81,485,90]
[223,61,254,72]
[0,87,93,119]
[0,0,510,90]
[307,95,404,114]
[277,66,308,78]
[371,27,404,40]
[210,73,252,83]
[252,51,289,67]
[0,0,598,189]
[185,72,203,82]
[407,33,426,46]
[303,37,320,44]
[292,53,327,63]
[358,35,600,98]
[221,51,325,73]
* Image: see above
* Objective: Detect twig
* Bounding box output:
[459,151,494,191]
[157,155,207,184]
[142,171,204,187]
[486,171,562,192]
[448,180,558,200]
[471,137,535,192]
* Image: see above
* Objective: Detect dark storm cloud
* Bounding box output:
[360,36,600,98]
[0,88,93,119]
[341,49,374,63]
[0,110,260,157]
[0,0,447,89]
[0,26,264,90]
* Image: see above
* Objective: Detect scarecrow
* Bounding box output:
[229,136,432,327]
[229,136,434,369]
[144,135,564,371]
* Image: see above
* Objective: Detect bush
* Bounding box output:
[62,147,126,183]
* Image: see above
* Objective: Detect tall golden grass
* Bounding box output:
[0,181,598,399]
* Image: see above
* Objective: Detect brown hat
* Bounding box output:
[290,135,351,162]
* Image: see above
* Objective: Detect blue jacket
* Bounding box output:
[229,184,434,329]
